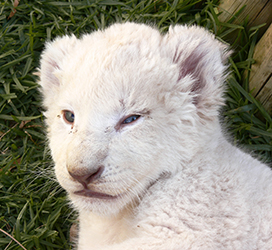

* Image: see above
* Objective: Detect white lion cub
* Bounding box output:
[39,22,272,249]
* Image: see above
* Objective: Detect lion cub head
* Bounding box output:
[39,23,228,215]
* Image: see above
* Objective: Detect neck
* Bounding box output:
[77,204,134,249]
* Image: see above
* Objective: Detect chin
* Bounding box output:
[69,190,136,216]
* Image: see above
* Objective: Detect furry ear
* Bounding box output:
[39,35,77,108]
[164,25,230,118]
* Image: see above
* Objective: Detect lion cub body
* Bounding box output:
[39,23,272,249]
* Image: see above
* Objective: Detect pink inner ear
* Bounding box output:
[43,57,61,86]
[49,59,61,71]
[173,44,208,104]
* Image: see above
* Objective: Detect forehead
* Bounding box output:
[63,27,163,79]
[58,29,177,110]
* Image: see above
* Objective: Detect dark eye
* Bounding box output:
[122,115,140,124]
[63,110,75,124]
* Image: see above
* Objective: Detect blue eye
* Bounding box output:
[122,115,140,124]
[63,110,75,124]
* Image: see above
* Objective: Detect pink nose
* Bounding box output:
[68,166,104,188]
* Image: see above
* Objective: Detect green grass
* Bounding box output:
[0,0,271,249]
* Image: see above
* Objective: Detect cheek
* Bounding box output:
[54,162,68,185]
[48,122,71,163]
[107,136,164,178]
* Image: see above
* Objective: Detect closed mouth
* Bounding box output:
[74,189,117,199]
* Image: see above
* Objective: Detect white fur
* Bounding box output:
[39,22,272,249]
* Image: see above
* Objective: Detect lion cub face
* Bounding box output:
[39,23,228,215]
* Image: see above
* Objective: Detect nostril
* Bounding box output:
[69,166,104,188]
